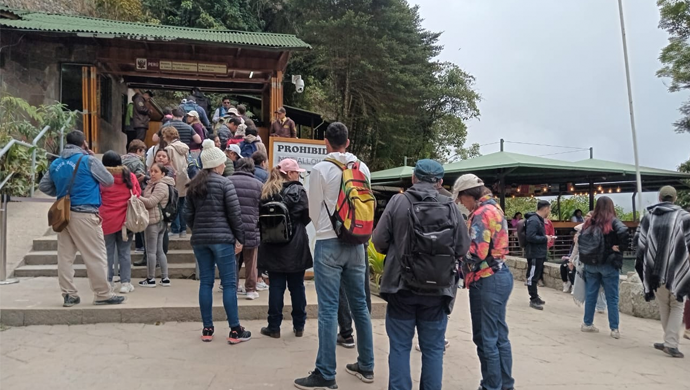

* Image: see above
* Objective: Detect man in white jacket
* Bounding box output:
[294,123,375,389]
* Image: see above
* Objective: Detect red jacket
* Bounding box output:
[99,167,141,236]
[545,219,555,248]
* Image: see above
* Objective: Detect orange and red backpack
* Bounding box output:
[325,158,376,244]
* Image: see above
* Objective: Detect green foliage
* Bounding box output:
[0,96,78,196]
[678,157,690,208]
[96,0,146,22]
[504,197,538,220]
[506,195,635,221]
[367,241,385,287]
[142,0,267,31]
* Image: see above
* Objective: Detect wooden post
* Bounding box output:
[81,67,90,142]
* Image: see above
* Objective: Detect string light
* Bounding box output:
[616,187,621,193]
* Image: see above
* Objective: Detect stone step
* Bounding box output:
[0,277,386,326]
[23,250,197,265]
[32,236,192,252]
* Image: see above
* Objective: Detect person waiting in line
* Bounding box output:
[122,140,148,255]
[251,151,269,184]
[153,108,200,150]
[571,209,585,223]
[240,126,267,158]
[162,126,191,239]
[212,96,233,123]
[237,104,251,123]
[186,110,207,161]
[100,151,141,294]
[138,163,174,288]
[184,139,250,344]
[224,144,242,177]
[225,118,245,146]
[228,158,263,300]
[453,174,515,390]
[579,196,628,339]
[154,149,176,180]
[258,159,312,339]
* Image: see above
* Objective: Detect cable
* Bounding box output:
[504,140,587,150]
[538,149,590,157]
[477,141,500,148]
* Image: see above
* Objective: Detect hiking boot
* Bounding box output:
[294,369,337,389]
[529,301,544,311]
[610,329,620,339]
[337,334,355,348]
[260,327,280,339]
[581,323,599,333]
[201,327,214,342]
[63,295,80,307]
[227,327,251,344]
[663,347,684,358]
[345,362,374,383]
[294,328,304,337]
[654,343,665,351]
[94,295,125,305]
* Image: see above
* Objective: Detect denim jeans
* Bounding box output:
[386,292,447,390]
[469,266,515,390]
[313,238,374,380]
[583,263,620,330]
[170,197,186,234]
[104,232,132,283]
[192,243,239,329]
[267,271,307,332]
[338,245,372,338]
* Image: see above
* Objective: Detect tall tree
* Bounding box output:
[658,0,690,133]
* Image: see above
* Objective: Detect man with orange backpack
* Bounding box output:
[294,122,375,389]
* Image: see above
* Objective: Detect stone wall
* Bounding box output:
[0,0,95,15]
[505,256,660,320]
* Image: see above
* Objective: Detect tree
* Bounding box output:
[678,157,690,208]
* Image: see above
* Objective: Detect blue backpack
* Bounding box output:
[240,140,258,158]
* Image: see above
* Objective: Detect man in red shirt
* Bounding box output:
[270,107,296,138]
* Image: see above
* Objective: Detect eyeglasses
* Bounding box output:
[223,101,231,104]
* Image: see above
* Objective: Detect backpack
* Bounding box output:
[401,191,459,291]
[240,140,258,158]
[517,219,527,248]
[124,190,149,232]
[259,195,293,244]
[324,158,376,244]
[187,153,200,178]
[578,225,605,265]
[158,183,180,223]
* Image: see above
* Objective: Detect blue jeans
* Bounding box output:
[386,292,447,390]
[192,243,239,329]
[104,232,132,283]
[583,263,619,330]
[170,196,186,234]
[469,266,515,390]
[267,271,307,332]
[313,238,374,380]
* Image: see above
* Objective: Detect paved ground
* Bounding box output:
[2,287,688,390]
[3,192,52,275]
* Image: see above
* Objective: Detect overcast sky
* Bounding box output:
[411,0,689,171]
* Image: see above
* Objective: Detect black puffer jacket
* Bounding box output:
[184,172,245,246]
[258,181,313,273]
[228,171,262,248]
[524,212,548,259]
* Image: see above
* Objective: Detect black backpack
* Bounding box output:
[158,183,179,223]
[516,219,527,248]
[578,225,605,265]
[401,192,459,292]
[259,195,293,244]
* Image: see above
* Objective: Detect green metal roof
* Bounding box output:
[572,158,689,178]
[369,165,414,182]
[0,7,311,50]
[443,151,579,173]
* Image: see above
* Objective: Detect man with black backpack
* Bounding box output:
[372,159,469,390]
[524,200,556,310]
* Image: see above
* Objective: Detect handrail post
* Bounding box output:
[59,126,65,153]
[0,193,19,285]
[30,148,36,197]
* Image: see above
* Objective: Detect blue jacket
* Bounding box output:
[254,166,269,183]
[39,145,114,213]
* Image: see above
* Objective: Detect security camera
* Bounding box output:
[292,75,305,93]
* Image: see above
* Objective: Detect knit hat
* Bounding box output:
[200,139,226,169]
[659,185,677,202]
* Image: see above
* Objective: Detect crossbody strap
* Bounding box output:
[66,155,86,196]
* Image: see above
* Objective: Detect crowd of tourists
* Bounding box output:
[40,110,690,389]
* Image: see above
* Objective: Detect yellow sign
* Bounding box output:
[198,63,227,74]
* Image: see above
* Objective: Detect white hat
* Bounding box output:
[452,174,484,199]
[200,139,226,169]
[235,123,246,137]
[226,144,242,156]
[187,110,200,119]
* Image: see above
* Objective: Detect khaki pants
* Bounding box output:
[242,247,258,292]
[657,285,685,349]
[57,212,112,301]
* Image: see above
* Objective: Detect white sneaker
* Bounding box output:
[119,283,135,294]
[246,291,260,300]
[179,231,188,238]
[237,286,247,295]
[562,281,572,293]
[581,323,600,333]
[256,281,269,291]
[610,329,620,339]
[168,233,179,239]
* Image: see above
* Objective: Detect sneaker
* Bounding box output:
[168,233,179,239]
[610,329,620,339]
[562,281,572,293]
[529,301,544,311]
[663,347,684,358]
[294,328,304,337]
[201,327,214,342]
[337,334,355,348]
[63,295,81,307]
[160,278,171,287]
[261,327,280,339]
[685,329,690,340]
[133,247,145,253]
[246,291,260,300]
[94,295,126,305]
[654,342,665,351]
[179,231,187,238]
[535,297,546,305]
[256,281,269,291]
[237,286,247,295]
[294,369,337,390]
[581,323,599,333]
[119,283,135,294]
[139,278,156,288]
[345,362,374,383]
[132,258,146,267]
[227,327,252,344]
[538,280,545,287]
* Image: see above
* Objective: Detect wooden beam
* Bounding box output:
[107,69,270,84]
[277,51,290,72]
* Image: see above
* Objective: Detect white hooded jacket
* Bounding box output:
[308,152,371,241]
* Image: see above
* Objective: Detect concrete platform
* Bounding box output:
[0,277,386,326]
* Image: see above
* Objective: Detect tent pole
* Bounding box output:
[499,174,506,211]
[557,194,562,221]
[500,138,504,152]
[632,192,637,221]
[589,180,595,211]
[589,147,593,159]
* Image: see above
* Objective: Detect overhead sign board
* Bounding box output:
[135,58,227,74]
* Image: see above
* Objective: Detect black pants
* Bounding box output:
[560,260,575,284]
[134,127,147,142]
[338,249,372,338]
[267,271,307,332]
[526,258,545,301]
